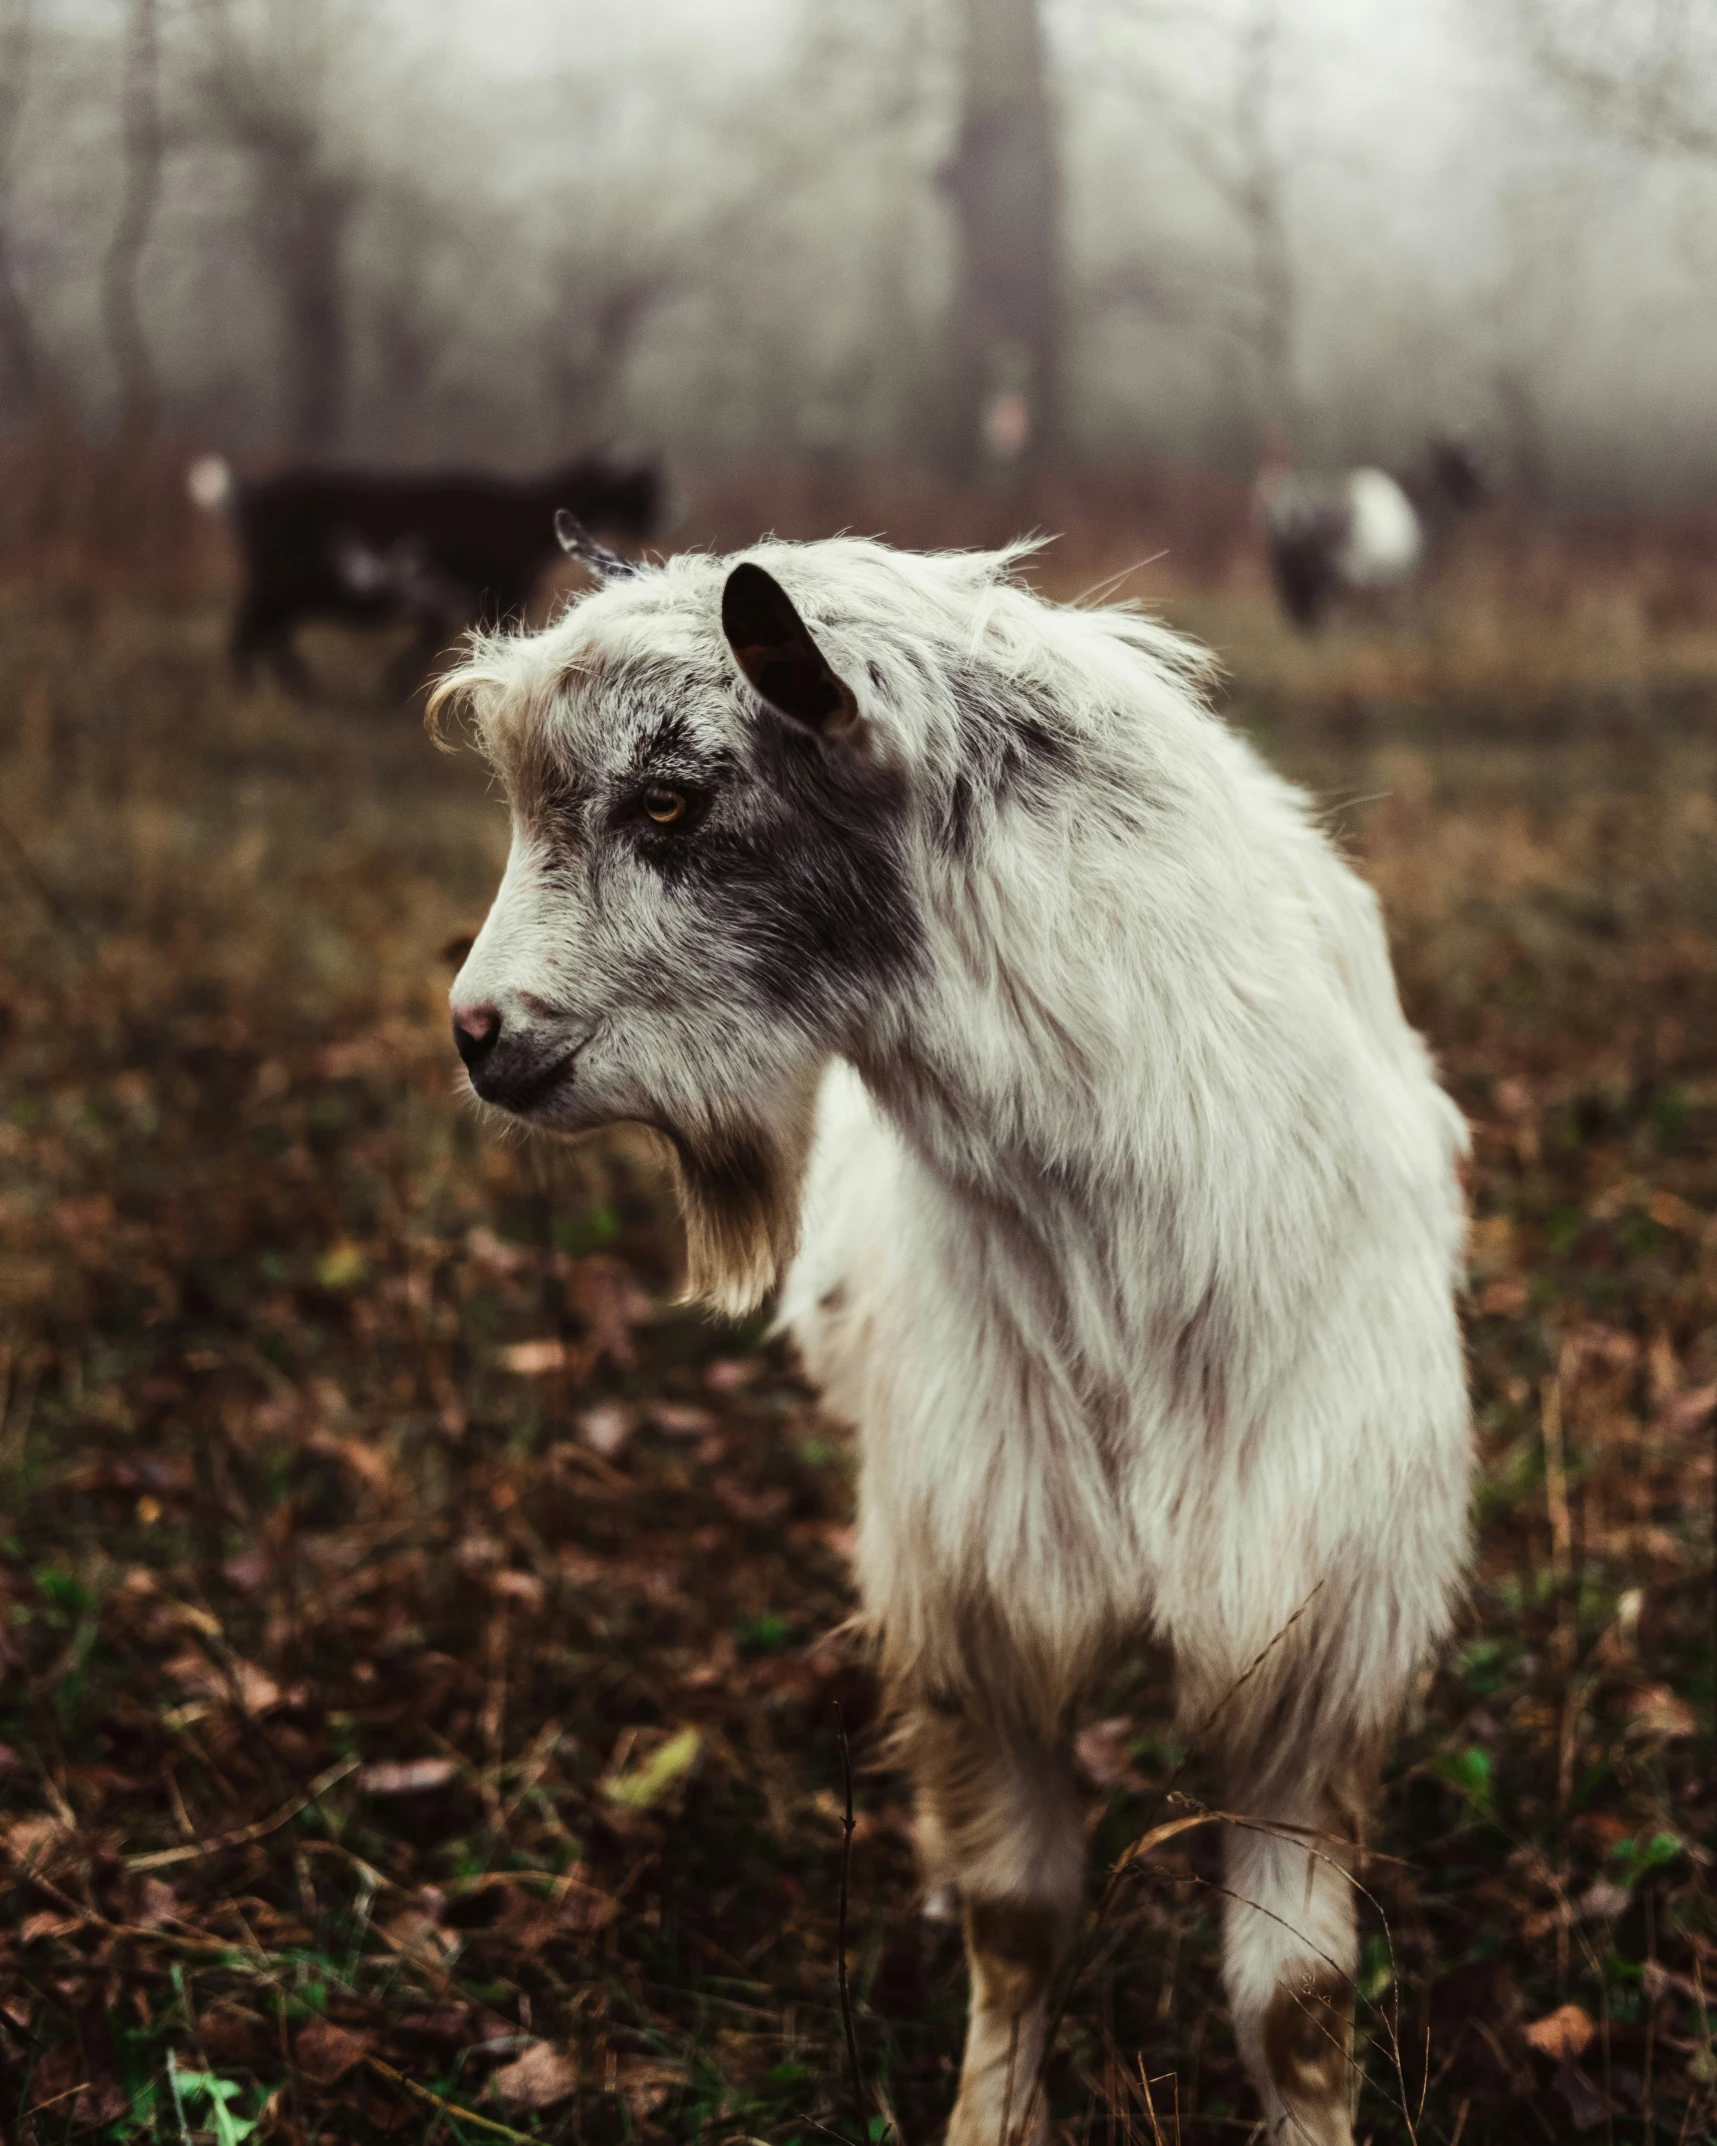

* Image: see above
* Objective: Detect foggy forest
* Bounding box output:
[3,0,1717,496]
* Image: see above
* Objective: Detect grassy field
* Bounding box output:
[0,545,1713,2145]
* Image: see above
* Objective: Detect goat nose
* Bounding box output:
[452,1002,501,1069]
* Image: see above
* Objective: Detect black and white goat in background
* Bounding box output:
[431,532,1473,2146]
[1254,432,1488,629]
[187,450,661,694]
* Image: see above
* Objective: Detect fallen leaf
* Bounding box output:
[200,2008,266,2067]
[1660,1385,1716,1435]
[617,2056,681,2119]
[1573,1879,1631,1922]
[1622,1684,1698,1740]
[491,2040,579,2109]
[19,1909,82,1942]
[498,1339,568,1376]
[1524,2003,1595,2061]
[166,1647,282,1716]
[314,1241,369,1291]
[2,1813,73,1874]
[492,1568,545,1609]
[476,1883,563,1954]
[1479,1278,1529,1317]
[305,1431,393,1494]
[359,1757,459,1795]
[379,1907,456,1974]
[556,1872,618,1931]
[602,1725,703,1810]
[295,2018,371,2085]
[73,2079,127,2128]
[396,2005,477,2044]
[134,1877,182,1927]
[576,1401,636,1457]
[650,1399,717,1437]
[570,1255,652,1367]
[1641,1960,1706,2005]
[25,2045,81,2110]
[1647,1189,1702,1233]
[1570,1322,1639,1373]
[455,1530,503,1572]
[1466,1213,1517,1276]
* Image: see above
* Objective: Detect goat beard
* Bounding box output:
[660,1072,822,1320]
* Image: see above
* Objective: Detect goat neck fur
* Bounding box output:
[434,536,1472,2146]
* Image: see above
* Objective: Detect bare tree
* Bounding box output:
[1511,0,1717,158]
[531,1,947,466]
[101,0,164,442]
[944,0,1062,476]
[1227,0,1295,434]
[1079,0,1299,446]
[0,0,43,416]
[545,255,677,449]
[199,0,359,454]
[1507,0,1717,491]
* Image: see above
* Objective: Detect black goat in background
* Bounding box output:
[189,451,662,695]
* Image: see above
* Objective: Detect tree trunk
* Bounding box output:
[1232,0,1296,440]
[0,0,42,417]
[101,0,163,445]
[201,1,354,458]
[266,161,353,454]
[944,0,1061,479]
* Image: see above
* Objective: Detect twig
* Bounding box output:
[365,2056,545,2144]
[1542,1356,1574,1679]
[166,2048,193,2146]
[1134,2057,1167,2146]
[123,1754,358,1871]
[791,2112,865,2146]
[481,1600,510,1835]
[24,2077,91,2119]
[832,1703,872,2146]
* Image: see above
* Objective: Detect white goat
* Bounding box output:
[1254,434,1488,630]
[433,530,1472,2146]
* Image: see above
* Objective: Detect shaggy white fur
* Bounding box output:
[433,536,1473,2146]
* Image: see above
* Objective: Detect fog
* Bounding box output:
[3,0,1715,503]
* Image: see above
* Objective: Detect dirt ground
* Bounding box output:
[0,533,1713,2143]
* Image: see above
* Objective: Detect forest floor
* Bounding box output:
[0,552,1713,2144]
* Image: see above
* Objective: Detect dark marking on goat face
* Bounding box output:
[636,692,922,1032]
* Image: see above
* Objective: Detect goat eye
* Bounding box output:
[642,785,688,825]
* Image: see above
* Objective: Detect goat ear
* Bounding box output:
[721,561,859,738]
